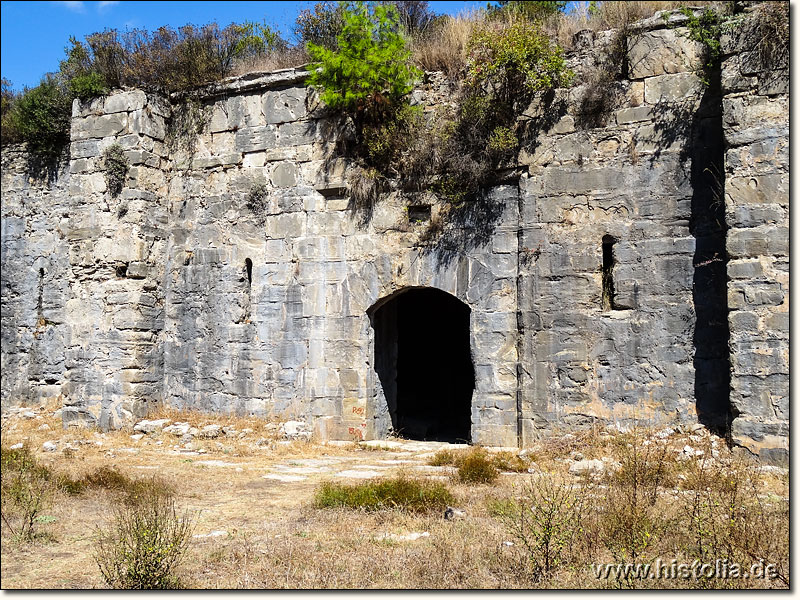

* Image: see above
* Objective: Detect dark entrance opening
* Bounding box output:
[371,288,474,443]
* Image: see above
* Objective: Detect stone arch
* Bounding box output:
[367,286,475,443]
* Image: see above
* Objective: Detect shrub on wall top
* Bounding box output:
[306,1,422,131]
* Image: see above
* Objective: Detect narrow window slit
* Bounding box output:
[602,235,617,311]
[245,258,253,287]
[37,267,44,320]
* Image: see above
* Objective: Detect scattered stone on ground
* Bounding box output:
[568,458,604,476]
[194,530,228,539]
[196,460,241,468]
[377,531,430,542]
[334,469,383,479]
[163,422,191,436]
[199,424,222,439]
[263,473,308,483]
[444,507,466,520]
[280,420,312,441]
[133,419,171,434]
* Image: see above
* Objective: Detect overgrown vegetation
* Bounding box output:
[94,489,194,589]
[752,1,789,70]
[0,407,789,589]
[315,475,454,512]
[674,6,728,86]
[307,2,421,142]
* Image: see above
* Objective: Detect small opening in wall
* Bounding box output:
[37,267,44,318]
[115,262,128,278]
[602,235,617,311]
[408,204,431,224]
[245,258,253,287]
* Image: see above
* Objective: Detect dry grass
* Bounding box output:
[411,10,483,77]
[0,407,789,589]
[544,1,718,49]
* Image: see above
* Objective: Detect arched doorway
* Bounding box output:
[369,287,474,442]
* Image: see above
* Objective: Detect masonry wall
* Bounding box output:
[0,9,788,458]
[517,21,711,442]
[1,149,70,411]
[720,17,789,464]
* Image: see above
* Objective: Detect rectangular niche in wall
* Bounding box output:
[408,205,431,224]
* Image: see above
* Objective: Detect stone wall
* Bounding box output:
[720,13,789,463]
[517,21,710,441]
[62,90,170,428]
[0,8,788,459]
[159,70,521,446]
[1,149,71,411]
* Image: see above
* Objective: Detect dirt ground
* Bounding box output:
[0,401,790,589]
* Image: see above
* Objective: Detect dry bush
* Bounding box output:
[230,47,310,77]
[347,165,387,216]
[547,1,717,50]
[315,476,454,513]
[430,447,528,474]
[607,437,676,504]
[411,11,482,76]
[493,474,587,583]
[429,448,456,466]
[82,466,174,505]
[0,445,56,541]
[588,1,688,30]
[457,449,499,484]
[586,432,678,574]
[753,1,789,69]
[94,490,194,589]
[678,456,789,587]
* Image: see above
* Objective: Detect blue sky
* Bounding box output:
[1,1,490,89]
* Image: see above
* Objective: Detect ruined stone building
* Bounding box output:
[1,11,788,463]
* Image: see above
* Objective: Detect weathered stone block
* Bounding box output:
[234,126,277,153]
[644,73,702,104]
[263,87,307,124]
[270,162,298,188]
[104,90,147,114]
[615,106,653,125]
[628,29,701,79]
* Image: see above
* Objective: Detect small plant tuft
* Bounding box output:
[457,448,499,484]
[246,181,269,221]
[103,143,129,197]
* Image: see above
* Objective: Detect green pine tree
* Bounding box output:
[306,1,421,133]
